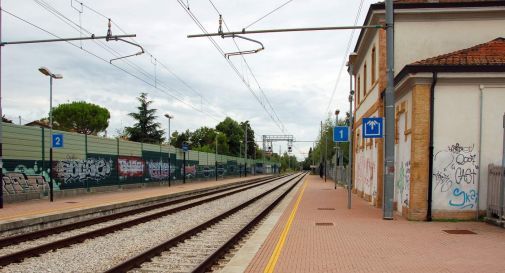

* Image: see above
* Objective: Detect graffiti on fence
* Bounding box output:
[146,160,170,180]
[433,143,478,210]
[118,156,145,177]
[54,158,113,183]
[182,164,197,178]
[2,161,51,194]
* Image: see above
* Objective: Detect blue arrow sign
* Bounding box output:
[182,143,189,152]
[333,126,349,142]
[362,117,383,138]
[52,134,64,148]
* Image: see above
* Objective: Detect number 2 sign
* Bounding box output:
[52,134,64,148]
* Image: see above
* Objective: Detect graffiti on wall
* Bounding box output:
[433,143,479,210]
[54,158,113,183]
[3,172,47,194]
[118,156,145,177]
[396,161,410,208]
[356,155,375,194]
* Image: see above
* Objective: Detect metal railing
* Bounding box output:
[487,164,505,226]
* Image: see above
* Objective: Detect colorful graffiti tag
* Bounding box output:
[53,158,113,183]
[433,143,479,210]
[118,156,145,177]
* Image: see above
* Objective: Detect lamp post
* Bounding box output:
[164,114,173,187]
[335,109,340,189]
[215,131,219,181]
[39,67,63,203]
[239,140,242,177]
[347,54,356,210]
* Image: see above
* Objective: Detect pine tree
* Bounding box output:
[125,93,165,143]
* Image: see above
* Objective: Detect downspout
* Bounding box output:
[476,85,484,221]
[427,72,438,221]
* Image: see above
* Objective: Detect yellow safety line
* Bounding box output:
[263,177,308,273]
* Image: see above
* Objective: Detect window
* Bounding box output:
[363,63,367,96]
[357,76,361,103]
[371,47,376,83]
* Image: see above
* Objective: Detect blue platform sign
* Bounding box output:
[362,117,383,138]
[52,134,64,148]
[182,143,189,152]
[333,126,349,142]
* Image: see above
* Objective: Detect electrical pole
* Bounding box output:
[384,0,395,219]
[348,57,355,210]
[325,126,328,182]
[244,123,247,177]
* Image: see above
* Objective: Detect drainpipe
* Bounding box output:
[427,72,438,221]
[477,85,484,221]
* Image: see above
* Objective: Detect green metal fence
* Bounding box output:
[2,123,278,196]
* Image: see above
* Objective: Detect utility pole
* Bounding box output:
[348,54,356,210]
[325,126,328,182]
[384,0,395,219]
[320,121,323,178]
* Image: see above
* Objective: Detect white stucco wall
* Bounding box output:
[394,92,412,215]
[395,13,505,75]
[355,111,379,203]
[432,79,505,213]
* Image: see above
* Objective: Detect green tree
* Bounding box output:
[52,101,110,135]
[239,121,257,158]
[216,117,243,156]
[125,93,165,143]
[170,130,191,148]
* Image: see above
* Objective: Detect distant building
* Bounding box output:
[349,0,505,220]
[25,120,51,129]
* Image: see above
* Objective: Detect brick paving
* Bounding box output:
[246,175,505,273]
[0,175,267,222]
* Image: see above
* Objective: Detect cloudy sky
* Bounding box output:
[2,0,376,160]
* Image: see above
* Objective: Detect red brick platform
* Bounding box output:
[0,175,267,224]
[245,175,505,273]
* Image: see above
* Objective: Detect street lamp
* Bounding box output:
[164,113,173,186]
[215,131,221,181]
[39,67,62,203]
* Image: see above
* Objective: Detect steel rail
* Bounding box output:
[0,175,281,249]
[103,172,306,273]
[191,171,308,273]
[0,174,290,266]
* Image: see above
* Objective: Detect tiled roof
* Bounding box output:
[411,38,505,66]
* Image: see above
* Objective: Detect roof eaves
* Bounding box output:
[395,64,505,85]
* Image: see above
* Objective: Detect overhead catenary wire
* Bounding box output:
[29,0,225,121]
[1,8,221,122]
[177,0,286,134]
[35,0,222,120]
[244,0,295,30]
[206,0,286,134]
[324,0,366,115]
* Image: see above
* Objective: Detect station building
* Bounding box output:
[349,0,505,220]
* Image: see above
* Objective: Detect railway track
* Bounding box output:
[0,173,304,273]
[108,172,307,273]
[0,175,286,266]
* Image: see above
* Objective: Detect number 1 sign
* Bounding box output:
[333,126,349,142]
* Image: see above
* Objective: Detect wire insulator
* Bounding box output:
[106,18,112,40]
[218,15,223,35]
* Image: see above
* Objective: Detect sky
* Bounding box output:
[1,0,376,160]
